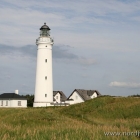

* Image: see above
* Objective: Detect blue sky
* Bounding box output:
[0,0,140,96]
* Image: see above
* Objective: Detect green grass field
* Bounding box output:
[0,97,140,140]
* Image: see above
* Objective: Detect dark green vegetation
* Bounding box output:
[24,94,34,107]
[129,94,140,97]
[0,97,140,140]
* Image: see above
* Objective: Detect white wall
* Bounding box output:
[90,92,98,99]
[0,100,10,107]
[0,100,27,108]
[11,100,27,107]
[33,102,53,107]
[69,91,84,104]
[65,100,74,105]
[54,92,61,103]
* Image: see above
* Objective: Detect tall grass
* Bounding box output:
[0,97,139,140]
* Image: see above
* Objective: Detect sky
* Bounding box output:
[0,0,140,97]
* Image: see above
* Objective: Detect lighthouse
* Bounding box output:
[33,23,54,107]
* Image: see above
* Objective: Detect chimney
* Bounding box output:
[15,90,19,94]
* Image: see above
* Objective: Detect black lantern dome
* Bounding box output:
[40,23,50,37]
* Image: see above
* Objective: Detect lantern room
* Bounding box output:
[40,23,50,37]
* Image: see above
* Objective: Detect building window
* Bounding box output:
[45,76,47,80]
[56,96,58,99]
[18,101,21,106]
[6,101,8,106]
[76,96,78,100]
[45,59,47,62]
[45,94,47,97]
[46,45,47,47]
[1,101,3,106]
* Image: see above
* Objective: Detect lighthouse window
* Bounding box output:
[45,59,47,62]
[45,76,47,80]
[45,94,47,97]
[46,45,47,47]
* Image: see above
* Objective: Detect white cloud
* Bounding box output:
[0,0,140,96]
[54,57,96,66]
[0,0,140,49]
[109,81,140,88]
[131,16,140,22]
[77,58,96,65]
[5,74,11,79]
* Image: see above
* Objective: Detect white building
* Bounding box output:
[33,23,54,107]
[66,89,101,105]
[53,91,67,103]
[0,91,27,108]
[51,91,68,106]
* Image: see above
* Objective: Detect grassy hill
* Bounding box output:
[0,97,140,140]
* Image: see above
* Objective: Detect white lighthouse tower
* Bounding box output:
[33,23,54,107]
